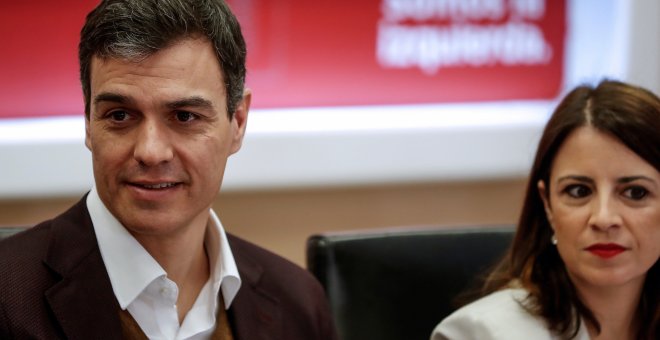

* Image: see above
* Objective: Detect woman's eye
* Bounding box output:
[623,186,648,200]
[565,184,591,198]
[175,111,196,122]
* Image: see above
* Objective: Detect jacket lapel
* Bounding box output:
[228,236,282,340]
[42,197,122,340]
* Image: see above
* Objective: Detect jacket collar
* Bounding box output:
[42,196,123,340]
[227,235,282,340]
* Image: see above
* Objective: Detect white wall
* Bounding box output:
[627,0,660,94]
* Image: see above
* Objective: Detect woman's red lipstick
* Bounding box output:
[586,243,626,259]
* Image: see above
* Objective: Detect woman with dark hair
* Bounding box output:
[431,80,659,340]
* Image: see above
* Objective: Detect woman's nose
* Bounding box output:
[587,194,623,231]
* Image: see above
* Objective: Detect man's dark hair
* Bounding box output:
[79,0,247,119]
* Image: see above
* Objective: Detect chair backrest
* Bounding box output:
[306,225,514,340]
[0,227,28,241]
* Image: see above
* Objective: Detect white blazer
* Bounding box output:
[430,288,590,340]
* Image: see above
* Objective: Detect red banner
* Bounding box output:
[0,0,565,118]
[0,1,97,118]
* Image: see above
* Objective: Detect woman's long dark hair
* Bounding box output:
[480,80,659,339]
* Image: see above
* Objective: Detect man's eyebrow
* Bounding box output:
[93,92,134,106]
[166,96,215,110]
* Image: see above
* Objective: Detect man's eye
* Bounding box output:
[109,110,128,121]
[565,184,591,198]
[175,111,196,122]
[623,186,648,200]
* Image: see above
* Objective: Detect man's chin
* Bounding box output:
[117,210,186,237]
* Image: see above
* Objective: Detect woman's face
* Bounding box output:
[539,126,660,290]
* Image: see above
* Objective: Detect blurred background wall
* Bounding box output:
[0,180,526,266]
[0,0,658,266]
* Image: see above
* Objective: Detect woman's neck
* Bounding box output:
[573,278,643,340]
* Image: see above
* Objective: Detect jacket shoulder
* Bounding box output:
[227,233,337,340]
[0,219,63,338]
[431,289,555,340]
[0,196,91,276]
[227,233,323,294]
[0,220,56,277]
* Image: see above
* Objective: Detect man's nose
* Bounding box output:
[133,119,174,166]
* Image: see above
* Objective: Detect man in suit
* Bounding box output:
[0,0,337,339]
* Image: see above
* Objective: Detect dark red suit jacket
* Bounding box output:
[0,197,337,340]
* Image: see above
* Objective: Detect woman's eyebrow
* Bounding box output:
[618,176,657,185]
[556,175,657,186]
[556,175,593,184]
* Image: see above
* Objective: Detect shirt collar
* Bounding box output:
[206,207,242,309]
[86,186,241,310]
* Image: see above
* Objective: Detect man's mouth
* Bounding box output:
[133,182,179,189]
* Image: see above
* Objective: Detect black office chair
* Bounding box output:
[306,225,515,340]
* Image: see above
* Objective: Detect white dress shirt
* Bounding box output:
[431,288,591,340]
[87,187,241,340]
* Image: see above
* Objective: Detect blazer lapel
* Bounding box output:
[228,236,282,340]
[42,197,122,340]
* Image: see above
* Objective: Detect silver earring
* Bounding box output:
[551,234,558,245]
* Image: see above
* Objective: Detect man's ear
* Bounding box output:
[537,180,554,230]
[229,88,251,155]
[85,114,92,151]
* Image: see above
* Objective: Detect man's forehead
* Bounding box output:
[88,40,226,93]
[89,37,224,80]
